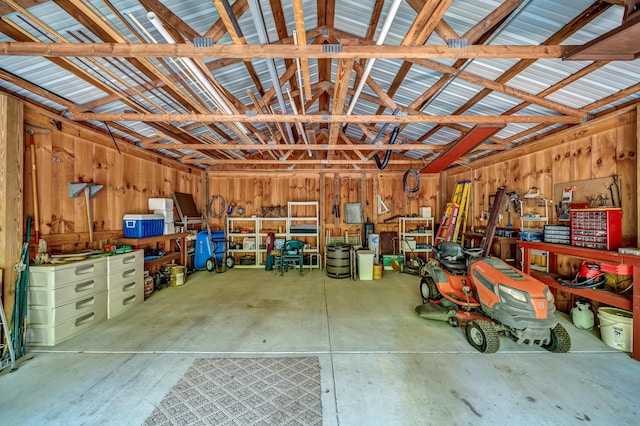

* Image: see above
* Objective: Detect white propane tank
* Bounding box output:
[571,300,595,330]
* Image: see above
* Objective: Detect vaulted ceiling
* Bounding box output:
[0,0,638,172]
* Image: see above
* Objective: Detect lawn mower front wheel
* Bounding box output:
[465,320,500,354]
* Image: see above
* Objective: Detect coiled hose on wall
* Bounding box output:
[403,168,420,200]
[208,195,226,219]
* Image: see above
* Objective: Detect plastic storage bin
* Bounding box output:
[123,214,164,238]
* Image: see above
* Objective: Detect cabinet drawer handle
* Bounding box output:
[75,296,95,310]
[74,264,95,275]
[122,255,136,264]
[75,280,95,293]
[122,282,136,292]
[123,295,136,305]
[75,312,95,326]
[122,268,136,278]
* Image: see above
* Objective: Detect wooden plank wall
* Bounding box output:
[22,106,203,253]
[441,109,637,240]
[441,108,637,313]
[207,172,439,247]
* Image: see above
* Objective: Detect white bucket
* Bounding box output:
[598,307,633,352]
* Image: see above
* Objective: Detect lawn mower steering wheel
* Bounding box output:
[464,248,485,258]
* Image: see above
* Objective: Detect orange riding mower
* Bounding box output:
[415,242,571,354]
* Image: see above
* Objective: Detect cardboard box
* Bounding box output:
[382,254,404,270]
[419,207,432,218]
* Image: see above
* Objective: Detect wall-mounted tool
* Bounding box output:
[377,195,390,215]
[68,182,103,243]
[25,125,50,244]
[613,175,621,209]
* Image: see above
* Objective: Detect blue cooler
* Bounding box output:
[194,230,226,269]
[123,214,164,238]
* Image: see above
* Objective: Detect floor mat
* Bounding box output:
[144,357,322,425]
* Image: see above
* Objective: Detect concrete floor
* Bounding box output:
[1,268,639,425]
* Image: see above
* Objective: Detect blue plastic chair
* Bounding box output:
[280,240,304,276]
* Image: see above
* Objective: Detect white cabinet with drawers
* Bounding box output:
[106,250,144,318]
[28,257,108,346]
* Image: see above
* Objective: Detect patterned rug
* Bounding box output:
[144,357,322,425]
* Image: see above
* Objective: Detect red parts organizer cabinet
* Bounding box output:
[519,241,640,361]
[570,208,622,251]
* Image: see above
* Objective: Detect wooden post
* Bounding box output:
[0,95,24,321]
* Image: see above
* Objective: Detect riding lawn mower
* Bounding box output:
[415,241,571,354]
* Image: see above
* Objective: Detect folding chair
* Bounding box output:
[280,240,304,276]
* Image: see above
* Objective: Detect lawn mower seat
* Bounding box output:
[436,242,467,273]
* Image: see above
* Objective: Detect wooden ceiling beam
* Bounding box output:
[0,41,574,59]
[462,0,526,44]
[584,82,640,111]
[269,0,297,102]
[410,57,590,117]
[185,158,418,166]
[503,61,608,116]
[139,0,201,41]
[292,0,312,100]
[328,58,355,146]
[204,0,248,39]
[365,0,385,41]
[563,11,640,60]
[143,143,447,151]
[51,0,214,116]
[69,112,584,125]
[0,66,78,110]
[212,0,264,94]
[415,0,612,142]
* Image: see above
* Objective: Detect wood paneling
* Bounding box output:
[22,108,202,253]
[207,172,439,242]
[442,108,637,240]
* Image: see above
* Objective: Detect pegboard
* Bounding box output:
[553,176,620,208]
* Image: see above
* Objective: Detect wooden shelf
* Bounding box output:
[118,232,189,271]
[531,271,632,311]
[519,241,640,361]
[143,252,181,270]
[119,232,188,245]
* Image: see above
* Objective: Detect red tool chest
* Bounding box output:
[570,208,622,251]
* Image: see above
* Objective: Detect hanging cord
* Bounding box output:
[374,126,399,170]
[103,122,121,154]
[208,195,226,219]
[403,168,420,200]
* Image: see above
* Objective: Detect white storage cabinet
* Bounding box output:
[106,250,144,318]
[28,257,108,346]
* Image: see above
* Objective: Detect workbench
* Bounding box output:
[519,241,640,361]
[464,232,520,266]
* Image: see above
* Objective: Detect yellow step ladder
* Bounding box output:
[435,180,471,244]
